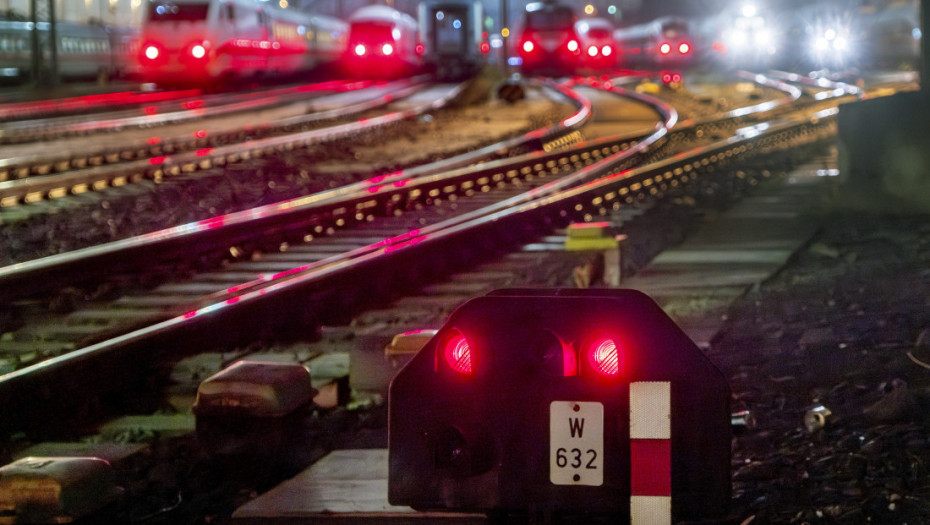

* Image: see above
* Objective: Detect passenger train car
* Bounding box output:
[574,17,617,73]
[516,1,580,76]
[613,16,695,68]
[0,13,117,82]
[139,0,347,86]
[344,4,421,78]
[417,0,486,80]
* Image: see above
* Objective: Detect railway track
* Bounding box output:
[0,73,844,418]
[0,78,440,198]
[0,71,861,523]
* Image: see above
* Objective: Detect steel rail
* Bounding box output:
[0,78,385,140]
[0,81,838,435]
[0,80,430,196]
[0,79,592,299]
[0,90,838,407]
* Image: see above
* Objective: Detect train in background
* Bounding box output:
[516,1,581,76]
[139,0,347,86]
[0,11,139,83]
[343,4,420,78]
[702,1,919,74]
[417,0,487,80]
[613,16,695,68]
[574,17,617,73]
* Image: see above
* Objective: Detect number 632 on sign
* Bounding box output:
[550,401,604,486]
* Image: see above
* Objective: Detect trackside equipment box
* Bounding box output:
[388,288,730,523]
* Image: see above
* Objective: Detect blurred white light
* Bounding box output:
[913,28,922,40]
[453,19,461,29]
[832,36,848,51]
[730,30,748,47]
[755,28,774,47]
[567,39,579,52]
[814,37,829,51]
[741,4,757,17]
[824,28,836,40]
[382,43,394,55]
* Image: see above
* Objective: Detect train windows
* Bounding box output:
[148,2,209,22]
[222,4,234,21]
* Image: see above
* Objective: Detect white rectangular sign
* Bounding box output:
[549,401,604,486]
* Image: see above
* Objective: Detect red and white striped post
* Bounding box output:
[630,381,672,524]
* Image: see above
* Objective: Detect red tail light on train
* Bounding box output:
[141,41,166,65]
[184,41,210,63]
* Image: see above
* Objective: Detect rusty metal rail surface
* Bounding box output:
[0,76,838,419]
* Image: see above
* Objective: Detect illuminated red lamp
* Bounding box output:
[381,43,394,56]
[354,43,367,56]
[522,40,535,53]
[659,42,671,55]
[678,42,690,54]
[141,42,165,64]
[480,41,490,53]
[441,329,473,375]
[585,334,621,376]
[587,45,598,57]
[143,44,160,60]
[190,43,207,59]
[415,42,424,55]
[567,39,579,53]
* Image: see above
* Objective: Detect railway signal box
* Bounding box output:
[388,289,730,523]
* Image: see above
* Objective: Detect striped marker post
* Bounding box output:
[630,381,672,524]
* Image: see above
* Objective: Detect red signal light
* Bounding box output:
[441,330,473,375]
[678,42,691,54]
[586,335,621,376]
[415,43,424,55]
[480,41,490,53]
